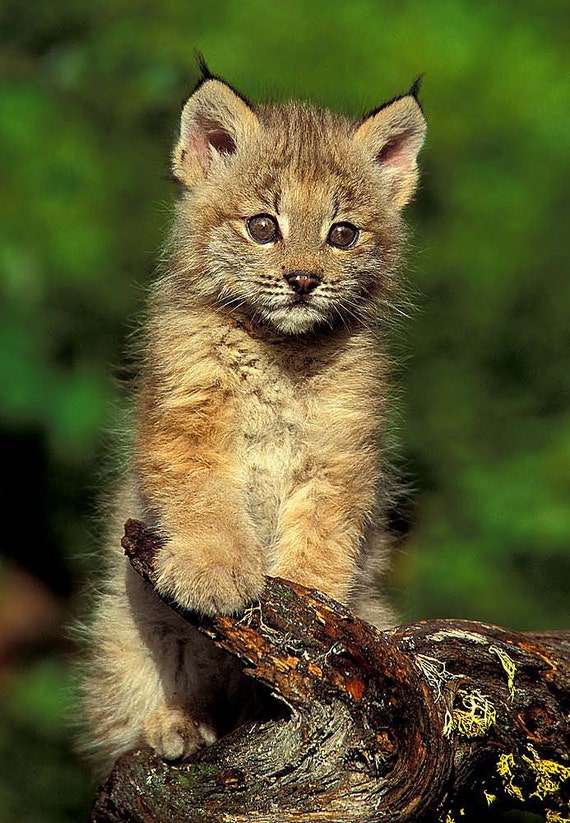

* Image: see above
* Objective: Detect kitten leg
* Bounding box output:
[152,506,266,616]
[136,409,266,615]
[273,483,398,628]
[271,478,362,603]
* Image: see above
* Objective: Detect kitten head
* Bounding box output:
[167,69,426,336]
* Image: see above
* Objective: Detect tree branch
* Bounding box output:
[90,519,570,822]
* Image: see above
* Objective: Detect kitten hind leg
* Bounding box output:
[82,564,224,774]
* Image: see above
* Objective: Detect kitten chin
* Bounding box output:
[260,305,330,335]
[254,293,337,336]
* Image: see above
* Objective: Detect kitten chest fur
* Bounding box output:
[232,352,300,556]
[140,306,384,571]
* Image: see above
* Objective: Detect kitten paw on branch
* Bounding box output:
[89,519,570,823]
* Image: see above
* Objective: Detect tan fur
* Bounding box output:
[80,75,426,776]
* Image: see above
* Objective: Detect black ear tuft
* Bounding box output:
[188,52,254,110]
[195,51,214,82]
[408,75,424,105]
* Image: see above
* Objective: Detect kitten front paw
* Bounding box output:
[154,537,265,616]
[143,702,216,761]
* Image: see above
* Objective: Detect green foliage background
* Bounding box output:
[1,1,568,820]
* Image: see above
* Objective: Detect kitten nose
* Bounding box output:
[284,271,321,295]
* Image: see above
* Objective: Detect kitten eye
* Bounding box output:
[328,222,359,249]
[246,214,280,245]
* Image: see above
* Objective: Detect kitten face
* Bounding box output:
[169,84,425,336]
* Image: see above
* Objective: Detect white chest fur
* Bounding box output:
[226,337,307,552]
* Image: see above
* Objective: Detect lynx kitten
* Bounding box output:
[81,63,426,775]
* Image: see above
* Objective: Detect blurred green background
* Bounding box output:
[1,1,569,820]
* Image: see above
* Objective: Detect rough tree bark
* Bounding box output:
[90,520,570,823]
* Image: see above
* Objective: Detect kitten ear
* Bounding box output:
[172,78,260,187]
[354,88,426,208]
